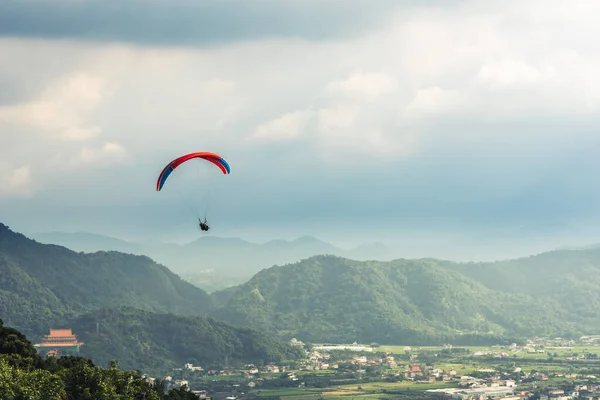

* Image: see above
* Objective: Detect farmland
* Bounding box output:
[183,339,600,400]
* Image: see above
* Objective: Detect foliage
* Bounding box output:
[68,307,305,375]
[211,254,585,344]
[0,319,200,400]
[443,248,600,335]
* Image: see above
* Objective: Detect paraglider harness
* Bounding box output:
[199,217,210,231]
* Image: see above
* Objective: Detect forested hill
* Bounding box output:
[0,318,205,399]
[68,307,305,375]
[0,223,212,337]
[209,254,586,345]
[442,247,600,334]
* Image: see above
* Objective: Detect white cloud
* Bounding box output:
[251,110,314,141]
[404,86,465,117]
[326,72,397,101]
[0,72,105,141]
[317,106,358,134]
[476,58,558,90]
[71,142,128,166]
[0,166,33,198]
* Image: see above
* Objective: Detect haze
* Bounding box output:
[2,0,600,262]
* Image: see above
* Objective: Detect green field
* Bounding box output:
[256,381,455,400]
[376,345,490,354]
[376,344,600,358]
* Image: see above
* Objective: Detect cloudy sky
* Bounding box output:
[2,0,600,260]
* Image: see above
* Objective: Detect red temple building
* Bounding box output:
[34,328,84,357]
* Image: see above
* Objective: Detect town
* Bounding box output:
[119,338,600,400]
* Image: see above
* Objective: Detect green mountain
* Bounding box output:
[442,248,600,333]
[0,223,303,374]
[210,254,579,345]
[10,220,600,354]
[67,307,305,376]
[0,222,212,337]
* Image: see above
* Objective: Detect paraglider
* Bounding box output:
[199,217,210,231]
[156,152,230,231]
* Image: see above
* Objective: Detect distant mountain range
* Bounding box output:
[31,231,400,291]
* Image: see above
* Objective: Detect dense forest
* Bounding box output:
[443,250,600,333]
[211,247,600,343]
[210,255,559,344]
[68,307,305,375]
[0,318,199,399]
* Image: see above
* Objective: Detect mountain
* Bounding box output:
[442,248,600,333]
[209,255,559,345]
[32,231,146,255]
[0,222,212,337]
[31,231,399,291]
[210,251,600,345]
[17,221,600,350]
[67,307,305,375]
[0,223,303,375]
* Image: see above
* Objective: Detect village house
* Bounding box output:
[184,363,204,372]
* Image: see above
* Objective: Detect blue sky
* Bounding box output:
[2,0,600,260]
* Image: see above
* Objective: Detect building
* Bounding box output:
[34,328,84,357]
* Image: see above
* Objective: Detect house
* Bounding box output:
[185,363,204,372]
[263,365,279,373]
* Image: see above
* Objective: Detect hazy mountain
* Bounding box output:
[31,231,399,292]
[0,222,212,337]
[32,231,146,255]
[442,248,600,333]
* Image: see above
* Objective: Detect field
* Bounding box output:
[255,381,456,400]
[195,342,600,400]
[376,345,489,354]
[376,344,600,360]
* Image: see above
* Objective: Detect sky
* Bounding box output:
[2,0,600,260]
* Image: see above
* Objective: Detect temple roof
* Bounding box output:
[48,329,74,337]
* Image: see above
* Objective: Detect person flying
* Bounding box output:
[199,217,210,231]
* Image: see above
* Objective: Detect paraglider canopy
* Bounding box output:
[156,151,230,191]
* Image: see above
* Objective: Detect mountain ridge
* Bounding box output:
[0,222,213,337]
[31,230,399,291]
[209,250,600,344]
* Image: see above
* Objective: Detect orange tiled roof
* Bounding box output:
[48,329,74,337]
